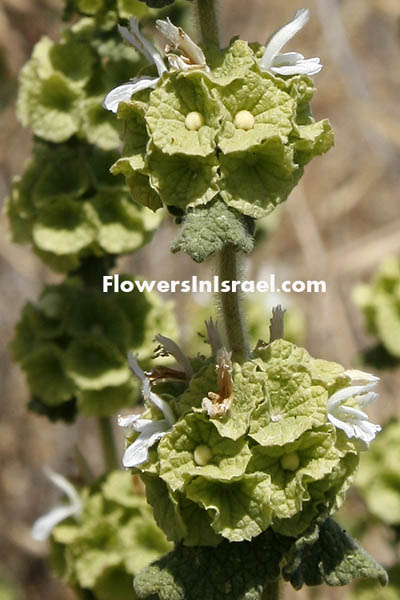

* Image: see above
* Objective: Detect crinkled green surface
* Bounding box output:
[114,39,333,224]
[282,517,388,589]
[356,419,400,525]
[129,339,361,544]
[134,528,286,600]
[17,16,143,148]
[133,516,387,599]
[50,471,171,599]
[171,198,254,262]
[354,256,400,360]
[5,140,162,272]
[10,275,177,420]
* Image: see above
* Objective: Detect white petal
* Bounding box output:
[154,333,193,378]
[32,505,79,541]
[343,370,379,385]
[44,468,81,509]
[328,413,355,438]
[142,378,176,426]
[118,20,166,77]
[156,18,206,67]
[261,8,310,70]
[103,77,159,113]
[271,51,305,66]
[271,58,322,76]
[327,383,377,410]
[128,353,146,382]
[338,405,369,421]
[118,413,151,431]
[122,420,169,468]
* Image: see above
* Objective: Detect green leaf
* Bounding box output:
[186,474,272,542]
[216,71,295,154]
[158,412,251,492]
[77,380,140,416]
[134,528,285,600]
[32,200,96,255]
[282,517,388,589]
[64,334,131,390]
[148,148,219,211]
[145,71,221,157]
[171,198,254,263]
[21,343,75,405]
[219,139,301,219]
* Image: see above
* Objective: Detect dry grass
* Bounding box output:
[1,0,399,597]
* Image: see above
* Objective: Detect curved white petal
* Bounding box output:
[118,20,166,77]
[261,8,310,70]
[128,353,146,382]
[271,58,322,76]
[343,370,379,385]
[328,413,354,438]
[103,77,159,113]
[122,420,169,468]
[327,383,377,410]
[44,468,81,508]
[155,333,193,378]
[271,51,305,66]
[32,504,79,542]
[142,378,176,426]
[156,18,206,67]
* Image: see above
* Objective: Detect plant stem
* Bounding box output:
[218,244,249,362]
[97,416,119,472]
[261,578,281,600]
[196,0,219,47]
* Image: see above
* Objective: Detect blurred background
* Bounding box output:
[1,0,399,597]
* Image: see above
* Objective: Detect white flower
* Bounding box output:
[103,17,166,113]
[119,354,176,468]
[154,333,193,379]
[327,370,381,445]
[260,8,322,76]
[32,468,82,541]
[103,17,208,113]
[155,18,208,71]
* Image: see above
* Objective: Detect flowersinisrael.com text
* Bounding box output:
[103,274,327,294]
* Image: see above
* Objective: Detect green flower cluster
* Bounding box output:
[17,13,145,148]
[10,275,177,421]
[113,39,333,219]
[5,140,161,273]
[129,339,360,546]
[356,419,400,525]
[354,257,400,360]
[50,471,172,600]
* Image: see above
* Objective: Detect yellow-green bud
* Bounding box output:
[280,452,300,472]
[234,110,255,130]
[194,444,213,466]
[185,112,204,131]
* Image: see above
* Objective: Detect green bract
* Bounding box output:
[113,39,333,219]
[50,471,171,599]
[17,17,144,148]
[126,339,360,545]
[5,140,161,272]
[354,256,400,360]
[10,275,177,421]
[356,419,400,525]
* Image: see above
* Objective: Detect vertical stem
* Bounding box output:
[97,416,119,472]
[261,579,281,600]
[196,0,219,47]
[218,244,249,362]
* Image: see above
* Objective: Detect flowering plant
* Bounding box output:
[6,0,390,599]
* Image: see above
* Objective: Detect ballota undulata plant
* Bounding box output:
[6,0,390,599]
